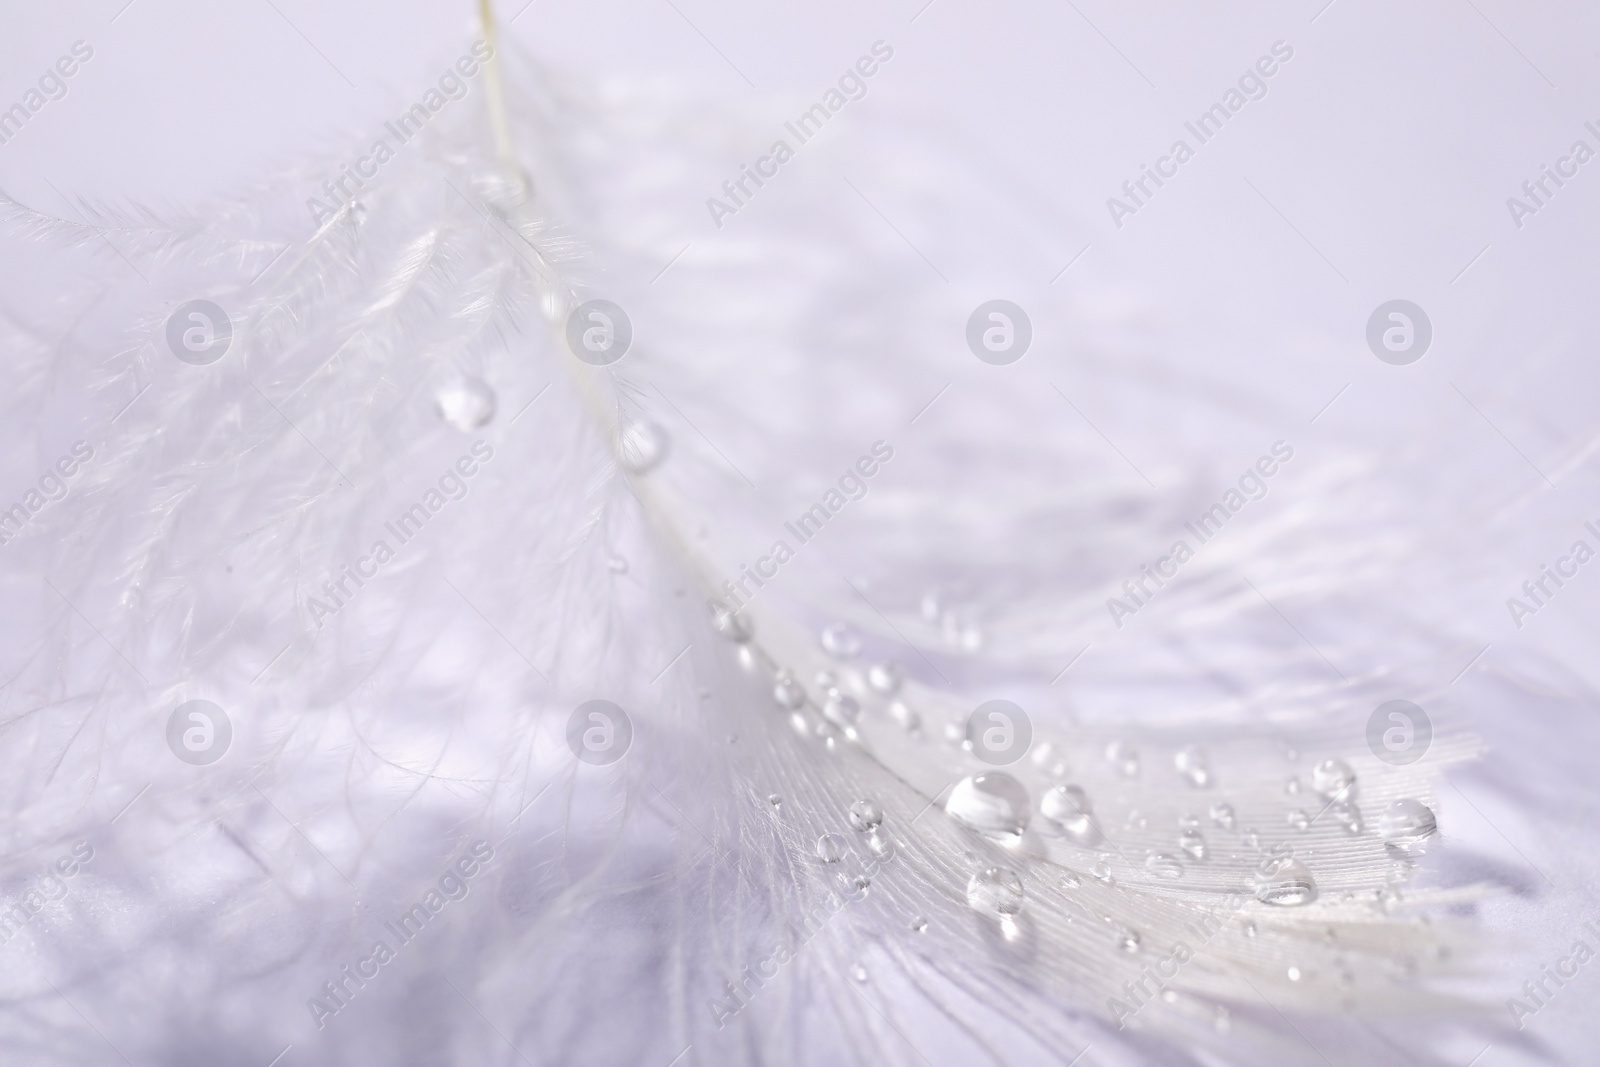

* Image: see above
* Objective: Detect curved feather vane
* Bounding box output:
[0,13,1517,1067]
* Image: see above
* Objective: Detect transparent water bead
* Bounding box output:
[823,692,861,727]
[1145,853,1184,880]
[866,661,904,695]
[1059,871,1082,889]
[607,555,628,574]
[1174,746,1212,788]
[767,794,782,808]
[966,866,1025,918]
[1179,829,1208,861]
[1284,775,1302,795]
[1254,858,1319,906]
[435,377,496,430]
[1330,801,1363,834]
[851,963,869,982]
[1091,860,1114,885]
[616,419,668,473]
[1378,798,1437,852]
[865,828,894,858]
[820,623,863,659]
[1209,802,1236,830]
[945,772,1031,841]
[816,834,844,863]
[1115,925,1142,953]
[1106,740,1140,777]
[772,672,806,710]
[1039,784,1099,844]
[911,917,928,933]
[1312,758,1358,801]
[888,701,921,732]
[1287,809,1310,832]
[848,799,883,832]
[710,602,752,642]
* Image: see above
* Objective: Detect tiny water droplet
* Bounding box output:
[710,602,752,642]
[1059,871,1082,888]
[1115,925,1142,953]
[1242,920,1257,938]
[1330,801,1363,834]
[1179,828,1208,860]
[768,794,782,807]
[1287,965,1303,982]
[1105,740,1140,777]
[888,701,921,731]
[1284,775,1302,795]
[1145,853,1184,880]
[816,834,844,863]
[772,672,806,710]
[1091,860,1114,885]
[824,692,861,726]
[1174,746,1212,788]
[851,963,868,982]
[1160,989,1178,1003]
[1255,858,1318,906]
[1039,784,1101,845]
[946,773,1031,840]
[911,917,928,933]
[1312,758,1358,801]
[1378,798,1436,852]
[820,623,863,659]
[967,866,1025,917]
[866,661,904,694]
[1213,1005,1231,1032]
[1209,802,1236,830]
[942,721,965,744]
[1287,809,1310,832]
[848,799,883,832]
[1241,829,1260,849]
[616,420,668,473]
[607,555,628,574]
[435,377,496,430]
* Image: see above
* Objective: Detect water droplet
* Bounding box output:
[1105,740,1140,777]
[848,799,883,832]
[1174,746,1212,788]
[920,588,945,623]
[820,623,863,659]
[816,834,845,863]
[1038,784,1099,844]
[942,721,965,744]
[911,917,928,933]
[1059,871,1082,889]
[1145,853,1184,880]
[888,701,921,731]
[772,672,806,710]
[839,872,871,896]
[1160,989,1178,1003]
[616,420,667,473]
[1255,858,1318,906]
[607,555,628,574]
[710,601,752,642]
[1178,813,1199,830]
[1209,802,1236,830]
[1378,798,1436,852]
[866,661,904,694]
[1287,965,1303,982]
[966,866,1024,917]
[1242,919,1257,938]
[945,772,1031,840]
[1284,775,1302,795]
[1179,828,1208,860]
[1213,1005,1231,1032]
[435,377,496,430]
[1287,809,1310,832]
[1241,829,1260,849]
[865,828,894,857]
[1312,758,1357,801]
[824,692,861,726]
[1091,860,1114,885]
[767,794,782,807]
[1330,801,1363,834]
[1115,925,1142,953]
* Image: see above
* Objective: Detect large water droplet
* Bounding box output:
[866,661,903,695]
[966,866,1024,917]
[824,692,861,726]
[848,799,883,832]
[1209,802,1236,830]
[1145,853,1184,880]
[820,623,863,659]
[1039,785,1101,845]
[946,772,1031,840]
[710,601,752,642]
[1254,858,1318,906]
[816,834,844,863]
[616,420,667,473]
[1174,746,1212,788]
[772,672,806,710]
[1312,758,1358,801]
[1106,740,1140,777]
[1179,828,1208,860]
[435,377,496,430]
[865,828,894,858]
[1378,798,1436,852]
